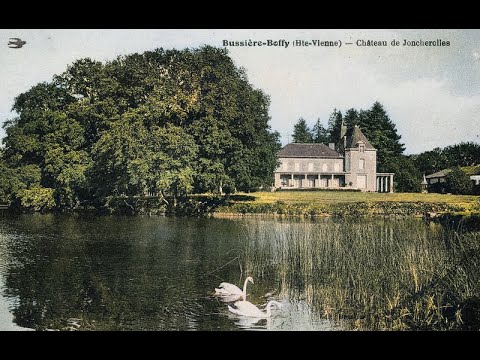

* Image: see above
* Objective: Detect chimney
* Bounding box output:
[328,143,335,150]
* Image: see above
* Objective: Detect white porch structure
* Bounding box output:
[376,173,394,193]
[278,173,346,189]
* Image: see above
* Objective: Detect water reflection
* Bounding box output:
[0,214,478,331]
[0,215,250,330]
[225,299,335,331]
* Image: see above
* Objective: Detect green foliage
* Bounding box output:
[1,46,280,211]
[445,166,473,195]
[0,159,43,205]
[412,143,480,195]
[312,118,329,144]
[411,147,446,175]
[327,108,343,143]
[413,142,480,175]
[217,200,464,217]
[443,142,480,167]
[357,102,405,173]
[15,187,55,212]
[324,103,406,175]
[290,117,329,144]
[386,155,422,193]
[343,108,359,128]
[242,219,480,330]
[325,103,410,190]
[292,118,313,143]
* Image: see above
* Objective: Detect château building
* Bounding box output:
[273,124,394,192]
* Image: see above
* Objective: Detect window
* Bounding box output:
[359,159,365,170]
[334,163,340,172]
[322,163,328,172]
[280,175,290,186]
[359,144,365,152]
[308,163,314,172]
[294,162,300,171]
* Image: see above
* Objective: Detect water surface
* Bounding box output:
[0,214,478,331]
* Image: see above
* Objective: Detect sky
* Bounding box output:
[1,29,479,154]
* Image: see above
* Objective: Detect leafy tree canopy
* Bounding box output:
[0,46,281,210]
[292,118,313,143]
[312,118,329,144]
[413,142,480,175]
[445,166,473,195]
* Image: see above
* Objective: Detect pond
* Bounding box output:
[0,213,479,331]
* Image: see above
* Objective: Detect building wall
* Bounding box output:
[274,157,344,188]
[276,157,344,173]
[344,148,377,191]
[471,175,480,185]
[274,146,379,191]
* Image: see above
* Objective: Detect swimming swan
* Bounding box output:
[215,276,254,301]
[228,300,282,318]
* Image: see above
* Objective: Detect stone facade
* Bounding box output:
[274,125,394,192]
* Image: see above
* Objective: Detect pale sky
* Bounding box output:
[1,29,479,154]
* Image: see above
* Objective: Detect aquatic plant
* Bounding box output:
[240,218,480,330]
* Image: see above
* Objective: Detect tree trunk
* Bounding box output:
[219,180,223,195]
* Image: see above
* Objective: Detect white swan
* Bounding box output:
[214,276,254,301]
[228,300,282,318]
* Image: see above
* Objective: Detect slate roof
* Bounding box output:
[344,125,375,149]
[278,143,342,158]
[425,169,451,179]
[426,166,480,179]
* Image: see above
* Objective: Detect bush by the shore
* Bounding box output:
[216,201,467,217]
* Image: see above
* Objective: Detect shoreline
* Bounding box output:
[1,191,478,221]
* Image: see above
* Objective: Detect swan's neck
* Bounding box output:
[266,302,272,317]
[265,301,279,317]
[242,278,249,300]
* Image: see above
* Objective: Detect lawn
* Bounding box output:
[236,191,479,207]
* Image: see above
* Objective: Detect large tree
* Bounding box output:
[312,118,329,144]
[327,108,343,143]
[442,142,480,167]
[445,166,473,195]
[343,108,359,129]
[324,102,409,191]
[360,102,405,172]
[1,46,280,210]
[411,147,446,175]
[387,155,422,193]
[413,142,480,177]
[292,117,313,143]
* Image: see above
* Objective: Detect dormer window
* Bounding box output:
[359,143,365,152]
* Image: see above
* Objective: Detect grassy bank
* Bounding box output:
[214,191,480,217]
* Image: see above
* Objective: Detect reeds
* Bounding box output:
[239,217,480,330]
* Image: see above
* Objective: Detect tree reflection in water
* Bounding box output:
[0,214,479,331]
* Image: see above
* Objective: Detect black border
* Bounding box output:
[2,4,478,29]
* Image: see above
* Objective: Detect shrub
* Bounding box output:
[15,187,55,212]
[445,167,473,195]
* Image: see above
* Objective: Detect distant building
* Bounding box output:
[273,124,394,192]
[425,169,450,186]
[425,166,480,193]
